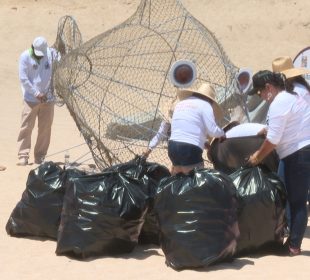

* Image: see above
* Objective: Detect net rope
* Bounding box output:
[53,0,246,170]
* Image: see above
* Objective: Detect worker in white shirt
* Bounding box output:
[142,96,179,158]
[17,36,59,166]
[168,83,225,175]
[247,70,310,256]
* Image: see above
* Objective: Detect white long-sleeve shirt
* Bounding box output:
[293,82,310,105]
[19,47,59,103]
[170,96,224,150]
[225,123,266,138]
[266,91,310,159]
[148,121,170,150]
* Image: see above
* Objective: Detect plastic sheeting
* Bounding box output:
[155,169,239,270]
[230,166,286,255]
[209,135,279,174]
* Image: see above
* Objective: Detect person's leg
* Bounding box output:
[278,160,291,230]
[178,162,204,175]
[34,102,54,163]
[283,146,310,251]
[168,141,203,175]
[17,102,39,162]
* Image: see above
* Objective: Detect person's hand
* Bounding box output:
[257,127,267,137]
[247,151,260,166]
[36,93,47,103]
[142,148,152,159]
[204,141,210,150]
[204,141,212,161]
[218,134,226,143]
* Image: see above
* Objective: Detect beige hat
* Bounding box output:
[177,83,223,122]
[272,56,310,78]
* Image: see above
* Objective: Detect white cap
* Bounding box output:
[32,36,48,57]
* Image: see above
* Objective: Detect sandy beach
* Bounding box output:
[0,0,310,279]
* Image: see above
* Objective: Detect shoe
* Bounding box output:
[0,165,6,171]
[17,157,28,166]
[289,246,301,257]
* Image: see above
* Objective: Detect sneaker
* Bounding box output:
[17,157,28,166]
[289,246,301,257]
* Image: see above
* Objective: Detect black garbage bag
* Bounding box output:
[155,169,239,270]
[56,159,154,258]
[209,135,279,174]
[230,166,286,256]
[104,156,148,178]
[6,162,64,239]
[6,162,85,239]
[138,162,170,245]
[107,156,171,245]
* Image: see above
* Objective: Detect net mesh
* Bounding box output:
[53,0,245,170]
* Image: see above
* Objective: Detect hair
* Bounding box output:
[285,75,310,93]
[267,72,296,95]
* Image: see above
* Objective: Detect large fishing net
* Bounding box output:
[53,0,247,170]
[53,15,83,56]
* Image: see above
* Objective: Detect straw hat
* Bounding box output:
[272,56,310,78]
[177,83,223,122]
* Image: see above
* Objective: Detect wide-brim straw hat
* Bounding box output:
[177,83,223,122]
[272,56,310,78]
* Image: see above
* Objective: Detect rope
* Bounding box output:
[45,142,87,158]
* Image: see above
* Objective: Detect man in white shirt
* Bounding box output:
[17,37,59,165]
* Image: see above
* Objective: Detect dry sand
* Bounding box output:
[0,0,310,279]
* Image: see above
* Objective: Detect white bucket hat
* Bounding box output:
[272,56,310,78]
[32,36,48,57]
[177,83,223,122]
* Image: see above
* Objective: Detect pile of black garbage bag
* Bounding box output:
[6,156,287,270]
[6,157,170,257]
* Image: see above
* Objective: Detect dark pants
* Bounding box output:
[168,140,203,166]
[278,160,291,228]
[282,145,310,248]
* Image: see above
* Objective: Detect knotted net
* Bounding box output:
[53,0,244,170]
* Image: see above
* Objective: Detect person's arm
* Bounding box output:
[19,53,41,99]
[248,139,276,165]
[143,121,170,157]
[201,103,225,138]
[51,47,61,62]
[249,95,290,165]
